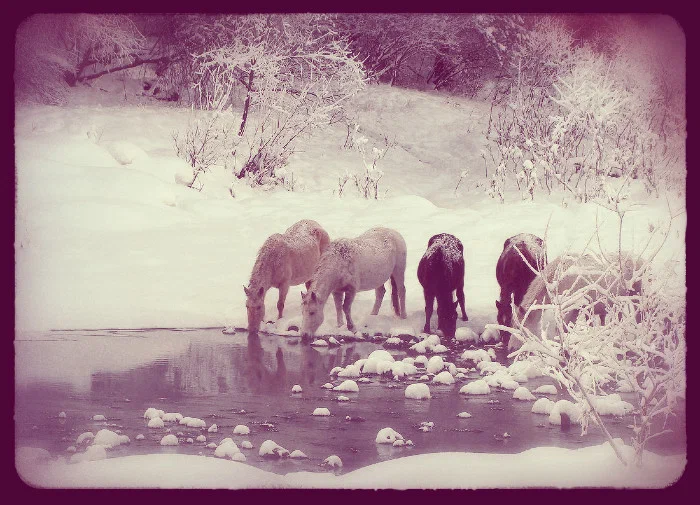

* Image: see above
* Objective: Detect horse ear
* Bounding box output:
[301,291,307,300]
[495,300,502,310]
[257,286,264,297]
[311,291,317,302]
[243,285,250,296]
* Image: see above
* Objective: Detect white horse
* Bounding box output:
[300,227,407,338]
[245,220,330,335]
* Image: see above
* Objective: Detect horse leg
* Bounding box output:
[392,271,407,319]
[333,291,344,327]
[423,290,435,334]
[371,284,386,315]
[342,288,357,331]
[456,285,468,321]
[277,284,289,319]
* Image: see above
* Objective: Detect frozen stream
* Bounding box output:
[15,329,686,475]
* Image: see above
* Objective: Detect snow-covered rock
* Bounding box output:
[147,417,165,429]
[413,355,428,367]
[322,455,343,468]
[338,364,362,378]
[92,414,106,421]
[390,327,415,338]
[337,395,350,402]
[290,450,308,459]
[376,427,404,444]
[419,375,430,381]
[232,452,246,462]
[499,378,520,390]
[186,438,194,444]
[432,344,449,353]
[311,339,328,347]
[93,429,130,448]
[135,434,145,441]
[313,407,331,416]
[196,435,206,442]
[513,387,537,401]
[291,384,303,393]
[241,441,253,449]
[330,366,343,376]
[532,398,556,415]
[455,327,479,343]
[457,412,472,418]
[461,349,491,363]
[206,443,217,449]
[393,439,405,447]
[180,417,206,428]
[322,383,334,389]
[480,326,501,343]
[208,424,218,433]
[549,400,583,425]
[58,412,67,419]
[405,383,431,400]
[508,361,543,380]
[460,380,491,395]
[259,440,289,458]
[334,380,359,392]
[215,439,240,459]
[533,385,558,395]
[159,435,179,446]
[590,394,635,416]
[162,413,183,423]
[66,446,76,453]
[426,356,445,374]
[76,432,95,445]
[143,408,164,420]
[432,371,455,385]
[233,425,250,435]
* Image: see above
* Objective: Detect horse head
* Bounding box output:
[244,284,265,335]
[301,290,324,339]
[436,299,459,339]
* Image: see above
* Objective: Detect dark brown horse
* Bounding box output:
[417,233,468,339]
[495,233,547,347]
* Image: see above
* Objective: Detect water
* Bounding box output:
[15,329,686,475]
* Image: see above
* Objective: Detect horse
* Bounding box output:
[244,219,330,335]
[300,227,407,339]
[417,233,468,339]
[495,233,547,347]
[508,253,644,353]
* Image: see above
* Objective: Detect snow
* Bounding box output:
[376,427,404,444]
[432,371,456,385]
[432,344,449,353]
[160,435,178,446]
[70,445,107,463]
[66,446,76,453]
[333,379,358,392]
[290,450,308,459]
[459,380,491,395]
[186,438,194,444]
[338,364,362,378]
[457,412,472,418]
[17,442,685,488]
[413,355,428,367]
[590,394,635,416]
[461,349,491,363]
[292,384,303,393]
[162,413,183,422]
[147,417,165,429]
[455,327,479,343]
[180,417,206,429]
[93,429,130,449]
[393,440,405,447]
[207,424,218,433]
[241,441,253,449]
[259,440,289,458]
[533,385,558,395]
[233,425,250,435]
[389,327,415,338]
[206,443,217,449]
[513,387,536,401]
[322,383,334,389]
[499,378,521,390]
[549,400,583,426]
[480,326,501,343]
[404,383,431,400]
[58,412,66,419]
[311,339,328,347]
[92,414,106,421]
[232,453,246,462]
[135,434,145,441]
[322,455,343,468]
[337,396,350,401]
[215,439,241,459]
[312,408,331,416]
[196,435,206,442]
[426,356,445,374]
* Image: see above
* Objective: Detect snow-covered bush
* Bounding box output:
[503,215,685,466]
[337,131,395,199]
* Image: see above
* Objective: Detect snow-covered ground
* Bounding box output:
[17,441,685,489]
[15,79,685,335]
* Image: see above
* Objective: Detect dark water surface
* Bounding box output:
[15,329,686,475]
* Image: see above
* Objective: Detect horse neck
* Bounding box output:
[435,290,453,308]
[249,257,273,291]
[309,261,342,304]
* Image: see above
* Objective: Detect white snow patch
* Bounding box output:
[76,432,95,445]
[290,450,308,459]
[426,356,445,374]
[148,417,165,429]
[480,326,501,343]
[208,424,218,433]
[241,441,253,450]
[513,387,536,401]
[162,413,183,423]
[313,408,331,416]
[70,445,107,463]
[93,429,130,449]
[160,435,179,446]
[322,455,343,468]
[92,414,106,421]
[59,412,67,419]
[143,408,164,420]
[404,383,431,400]
[259,440,289,458]
[215,439,241,459]
[292,384,303,393]
[233,425,250,435]
[135,434,145,441]
[533,385,558,395]
[460,349,491,363]
[376,427,404,444]
[549,400,583,425]
[457,412,472,418]
[455,327,479,343]
[196,435,206,442]
[432,371,455,385]
[460,380,491,395]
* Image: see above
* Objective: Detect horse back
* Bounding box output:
[418,234,464,291]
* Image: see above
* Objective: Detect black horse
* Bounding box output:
[417,233,468,339]
[495,233,547,347]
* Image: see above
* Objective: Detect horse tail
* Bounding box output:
[390,276,400,316]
